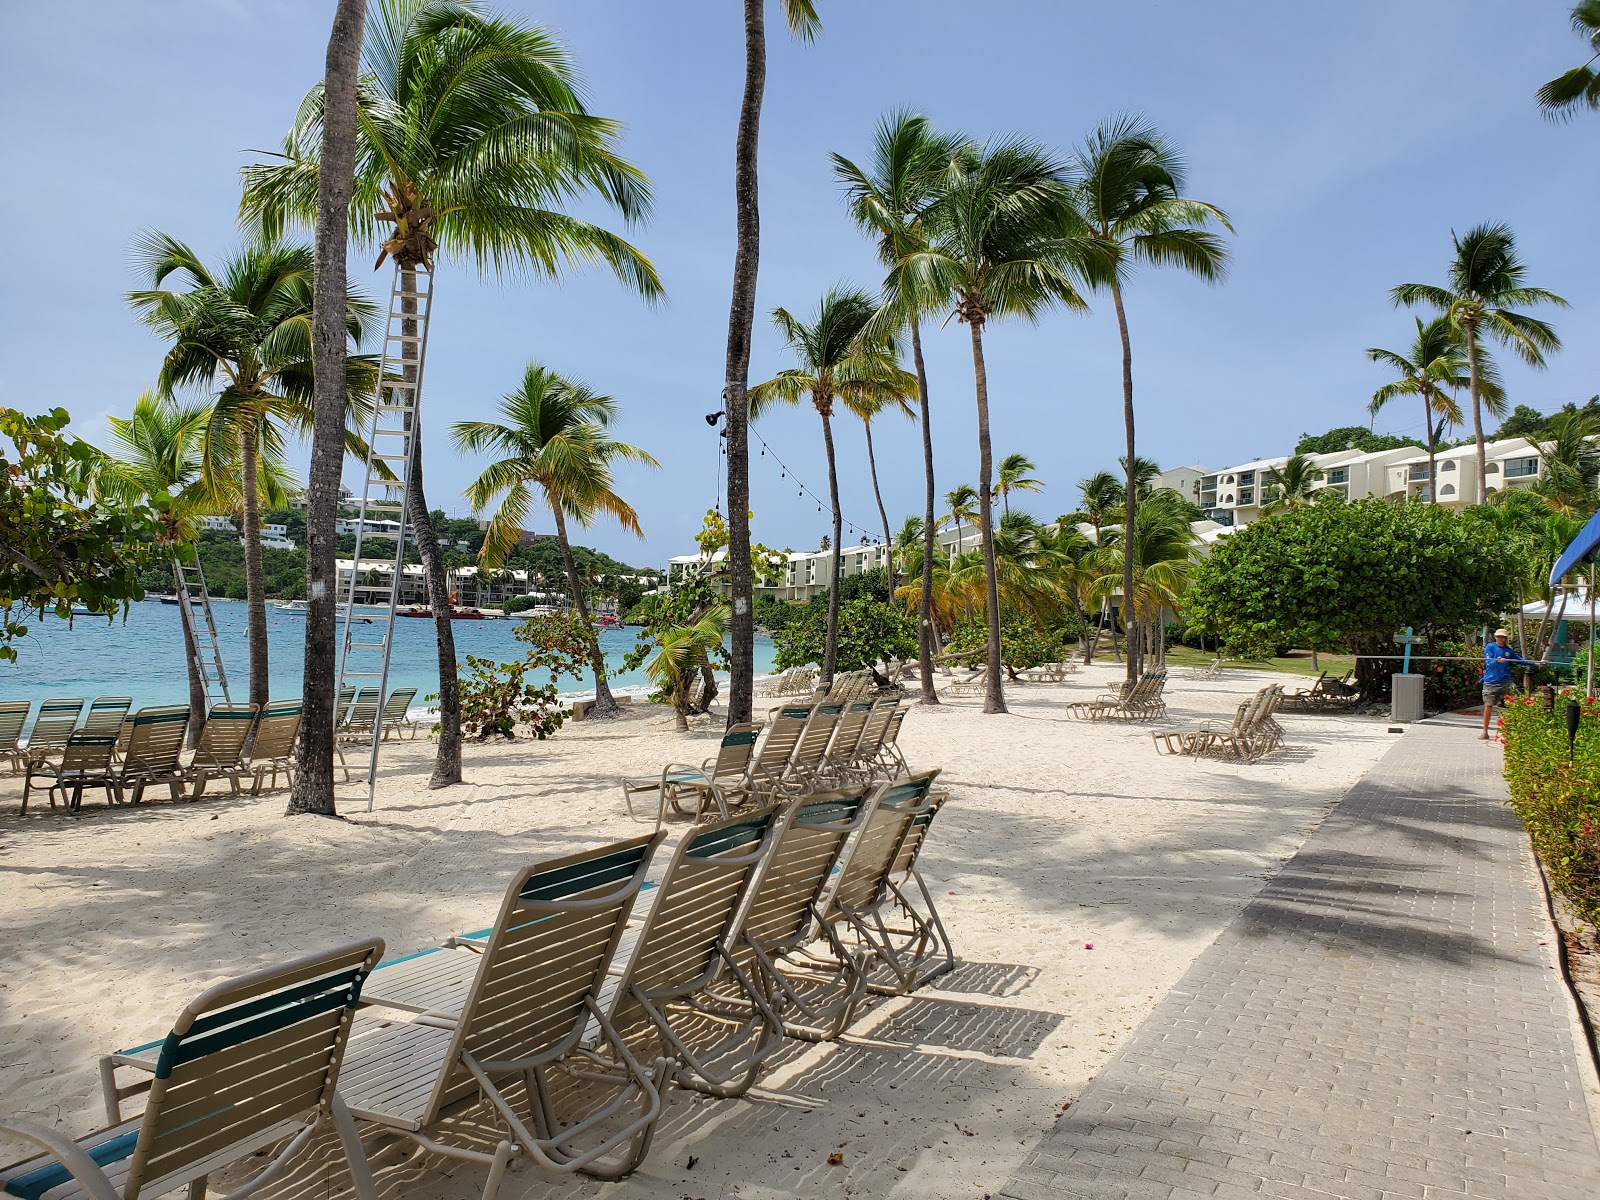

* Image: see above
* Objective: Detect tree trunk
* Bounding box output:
[1422,387,1438,503]
[910,315,939,704]
[1464,328,1487,504]
[819,404,844,685]
[287,0,365,817]
[552,506,619,716]
[407,443,462,787]
[967,318,1006,715]
[722,0,766,729]
[862,419,894,595]
[698,660,719,714]
[239,422,270,712]
[1112,283,1139,686]
[174,559,207,749]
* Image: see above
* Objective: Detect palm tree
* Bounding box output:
[95,392,223,746]
[1392,224,1567,504]
[995,452,1044,516]
[1537,2,1600,117]
[944,484,978,553]
[126,234,375,713]
[1262,453,1319,513]
[838,379,916,595]
[1116,455,1162,498]
[834,109,970,706]
[911,136,1104,713]
[243,0,659,782]
[1532,408,1600,513]
[750,285,913,683]
[645,604,730,732]
[723,0,822,730]
[1072,471,1123,542]
[1366,316,1474,499]
[452,364,657,718]
[1072,115,1231,684]
[1086,490,1197,668]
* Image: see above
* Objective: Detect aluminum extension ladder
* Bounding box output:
[336,261,435,810]
[174,558,231,709]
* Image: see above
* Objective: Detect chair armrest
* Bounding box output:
[0,1117,122,1200]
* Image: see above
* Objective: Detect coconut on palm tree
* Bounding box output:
[243,0,660,782]
[1072,115,1231,684]
[1366,316,1476,499]
[1537,2,1600,117]
[750,285,913,684]
[995,452,1043,516]
[944,484,978,553]
[1392,224,1566,504]
[452,364,657,718]
[723,0,822,730]
[834,109,970,705]
[126,233,376,713]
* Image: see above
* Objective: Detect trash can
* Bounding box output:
[1391,672,1425,723]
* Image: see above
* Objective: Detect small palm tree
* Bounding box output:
[838,377,916,595]
[1366,316,1477,498]
[1537,2,1600,117]
[995,453,1044,516]
[1392,224,1566,503]
[1073,115,1231,684]
[1072,471,1124,542]
[1262,453,1319,513]
[1086,491,1196,667]
[943,484,978,553]
[645,604,730,732]
[750,285,913,683]
[126,233,376,712]
[1532,409,1600,513]
[452,364,657,718]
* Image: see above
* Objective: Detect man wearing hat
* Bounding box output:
[1481,628,1537,739]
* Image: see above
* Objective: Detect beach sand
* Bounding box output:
[0,663,1398,1198]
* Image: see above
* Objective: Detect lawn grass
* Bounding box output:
[1162,645,1357,678]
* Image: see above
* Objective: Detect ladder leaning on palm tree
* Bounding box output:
[335,262,435,811]
[173,557,231,708]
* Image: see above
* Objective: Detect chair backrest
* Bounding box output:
[790,703,844,776]
[429,833,664,1122]
[828,772,938,919]
[880,707,906,749]
[828,702,874,765]
[335,685,356,725]
[888,782,947,882]
[754,704,813,780]
[252,702,303,760]
[0,701,30,751]
[853,697,898,761]
[712,722,761,784]
[735,786,872,963]
[27,698,84,749]
[343,688,380,731]
[59,732,118,776]
[122,706,191,776]
[193,704,259,768]
[608,808,779,1038]
[382,687,418,721]
[80,696,133,736]
[123,938,384,1200]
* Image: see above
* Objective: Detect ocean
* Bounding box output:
[1,599,778,710]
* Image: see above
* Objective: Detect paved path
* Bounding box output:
[1001,722,1600,1200]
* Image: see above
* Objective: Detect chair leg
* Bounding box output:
[187,1176,207,1199]
[330,1094,380,1200]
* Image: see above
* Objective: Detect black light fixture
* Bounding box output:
[704,410,724,427]
[1566,699,1582,761]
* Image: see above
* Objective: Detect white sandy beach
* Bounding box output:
[0,663,1404,1198]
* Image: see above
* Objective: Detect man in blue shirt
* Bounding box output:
[1481,627,1536,739]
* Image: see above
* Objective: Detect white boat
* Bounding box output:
[272,600,309,611]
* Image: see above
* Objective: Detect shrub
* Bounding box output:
[451,610,593,740]
[1502,692,1600,926]
[945,609,1070,673]
[772,593,916,673]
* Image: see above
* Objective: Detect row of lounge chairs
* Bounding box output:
[1064,667,1170,722]
[939,659,1077,697]
[1278,670,1359,713]
[756,666,819,697]
[5,773,954,1199]
[1151,684,1286,761]
[621,695,909,825]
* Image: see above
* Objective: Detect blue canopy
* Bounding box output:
[1550,506,1600,586]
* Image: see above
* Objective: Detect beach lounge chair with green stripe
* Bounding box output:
[339,833,669,1191]
[247,700,302,795]
[780,703,844,796]
[79,698,133,738]
[21,699,85,764]
[379,687,420,741]
[843,696,901,783]
[21,733,119,814]
[114,707,189,804]
[621,722,763,826]
[873,708,909,778]
[185,704,258,799]
[817,700,873,786]
[749,704,813,799]
[6,938,384,1200]
[0,701,30,773]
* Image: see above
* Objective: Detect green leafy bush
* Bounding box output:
[945,609,1070,674]
[452,610,593,740]
[1501,692,1600,926]
[772,593,916,673]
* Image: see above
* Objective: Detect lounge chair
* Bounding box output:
[79,697,133,737]
[21,732,119,813]
[0,700,29,772]
[379,687,421,740]
[1065,668,1169,722]
[248,699,302,795]
[20,698,85,764]
[334,688,381,780]
[1153,692,1257,758]
[1161,685,1284,761]
[940,666,987,698]
[115,705,190,804]
[621,722,763,825]
[185,703,258,798]
[54,940,385,1200]
[780,702,844,795]
[1279,670,1358,713]
[819,700,874,785]
[872,783,956,992]
[756,667,797,698]
[1185,652,1225,679]
[747,703,813,799]
[342,833,669,1190]
[873,708,909,778]
[1014,660,1076,682]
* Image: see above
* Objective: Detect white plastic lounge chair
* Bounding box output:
[247,700,302,795]
[0,701,30,773]
[622,723,763,825]
[114,706,189,804]
[21,732,118,814]
[185,704,258,798]
[12,938,384,1200]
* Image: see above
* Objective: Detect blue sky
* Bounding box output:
[2,1,1596,566]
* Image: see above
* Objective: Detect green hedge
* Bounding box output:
[1501,692,1600,926]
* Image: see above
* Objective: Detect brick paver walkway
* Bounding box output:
[1002,721,1600,1200]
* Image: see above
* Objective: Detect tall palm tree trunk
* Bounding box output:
[967,319,1006,715]
[1422,388,1438,502]
[1464,329,1488,504]
[910,316,939,704]
[1112,283,1139,685]
[174,559,208,748]
[550,506,620,715]
[819,405,845,685]
[289,0,366,817]
[862,420,894,594]
[239,423,271,711]
[722,0,766,729]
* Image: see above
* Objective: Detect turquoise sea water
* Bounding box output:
[1,600,777,710]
